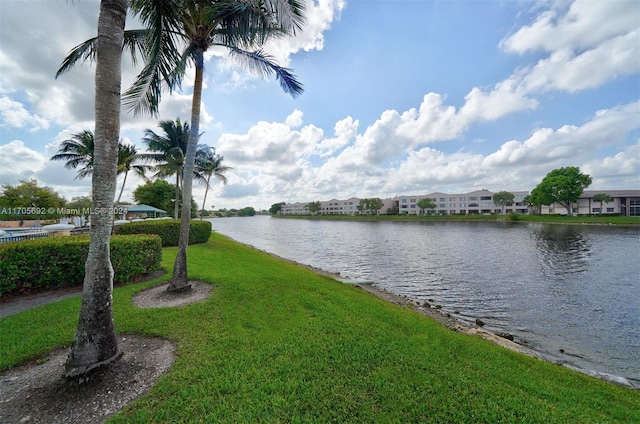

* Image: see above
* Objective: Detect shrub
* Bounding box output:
[507,212,521,221]
[114,219,212,246]
[0,234,162,296]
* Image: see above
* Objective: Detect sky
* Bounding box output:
[0,0,638,211]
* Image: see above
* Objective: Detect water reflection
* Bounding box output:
[532,225,592,277]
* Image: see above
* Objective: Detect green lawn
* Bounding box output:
[1,233,639,423]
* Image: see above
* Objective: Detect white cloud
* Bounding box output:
[264,0,347,65]
[500,0,640,94]
[483,101,640,167]
[501,0,639,54]
[0,97,49,131]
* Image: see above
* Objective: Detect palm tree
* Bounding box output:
[50,130,95,179]
[195,146,231,219]
[141,119,189,218]
[130,0,305,292]
[116,143,152,204]
[56,0,128,379]
[59,0,305,292]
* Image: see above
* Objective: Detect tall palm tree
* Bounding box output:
[130,0,305,292]
[59,0,305,292]
[141,118,202,218]
[50,130,95,179]
[56,0,128,379]
[195,146,231,219]
[116,143,152,204]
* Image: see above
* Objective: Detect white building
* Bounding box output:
[540,190,640,217]
[280,189,639,216]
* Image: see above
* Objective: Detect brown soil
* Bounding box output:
[0,279,212,424]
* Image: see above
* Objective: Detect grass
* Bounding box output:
[1,233,639,422]
[273,213,640,225]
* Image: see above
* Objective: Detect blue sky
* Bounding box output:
[1,0,638,210]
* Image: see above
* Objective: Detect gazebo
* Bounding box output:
[125,204,168,219]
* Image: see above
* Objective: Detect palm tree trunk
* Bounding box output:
[115,170,128,204]
[168,49,205,292]
[174,173,180,219]
[200,175,211,220]
[65,0,126,378]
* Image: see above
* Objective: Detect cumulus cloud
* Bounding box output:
[0,97,49,131]
[500,0,639,94]
[483,101,640,167]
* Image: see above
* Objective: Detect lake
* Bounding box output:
[208,216,640,386]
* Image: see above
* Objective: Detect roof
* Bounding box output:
[126,204,167,213]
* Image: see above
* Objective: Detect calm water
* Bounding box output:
[209,216,640,385]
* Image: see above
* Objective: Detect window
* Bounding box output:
[592,208,601,213]
[401,199,408,203]
[450,197,456,201]
[469,196,478,201]
[480,196,492,201]
[459,197,466,201]
[439,204,445,208]
[449,203,456,208]
[460,203,466,208]
[410,198,416,202]
[607,208,615,213]
[439,197,445,202]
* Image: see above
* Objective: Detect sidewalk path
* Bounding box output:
[0,287,83,318]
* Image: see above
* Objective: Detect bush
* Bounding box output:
[0,234,162,296]
[114,219,211,246]
[507,212,521,221]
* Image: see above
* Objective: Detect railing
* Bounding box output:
[0,231,50,244]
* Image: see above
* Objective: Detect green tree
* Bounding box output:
[51,131,150,204]
[0,180,67,217]
[492,191,515,215]
[416,198,437,215]
[270,202,286,215]
[133,180,175,213]
[55,0,128,378]
[141,119,191,219]
[358,198,383,215]
[115,142,151,204]
[65,196,93,211]
[592,193,613,215]
[130,0,305,292]
[532,167,592,216]
[307,201,321,214]
[238,206,256,216]
[59,0,305,292]
[50,130,96,179]
[195,146,231,220]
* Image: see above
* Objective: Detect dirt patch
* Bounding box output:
[132,281,212,309]
[0,335,175,424]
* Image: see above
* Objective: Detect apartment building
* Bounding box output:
[396,190,530,215]
[541,190,640,217]
[280,189,639,216]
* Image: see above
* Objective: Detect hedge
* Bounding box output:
[113,219,212,246]
[0,234,162,296]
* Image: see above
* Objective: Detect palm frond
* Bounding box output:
[227,46,303,97]
[125,0,187,117]
[55,37,97,78]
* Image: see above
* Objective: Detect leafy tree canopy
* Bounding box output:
[307,201,321,214]
[238,206,256,217]
[269,202,286,215]
[532,167,592,216]
[1,179,66,209]
[133,180,197,217]
[417,198,437,214]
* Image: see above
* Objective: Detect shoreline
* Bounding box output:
[225,233,638,390]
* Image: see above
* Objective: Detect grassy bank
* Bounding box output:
[273,213,640,225]
[1,233,639,422]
